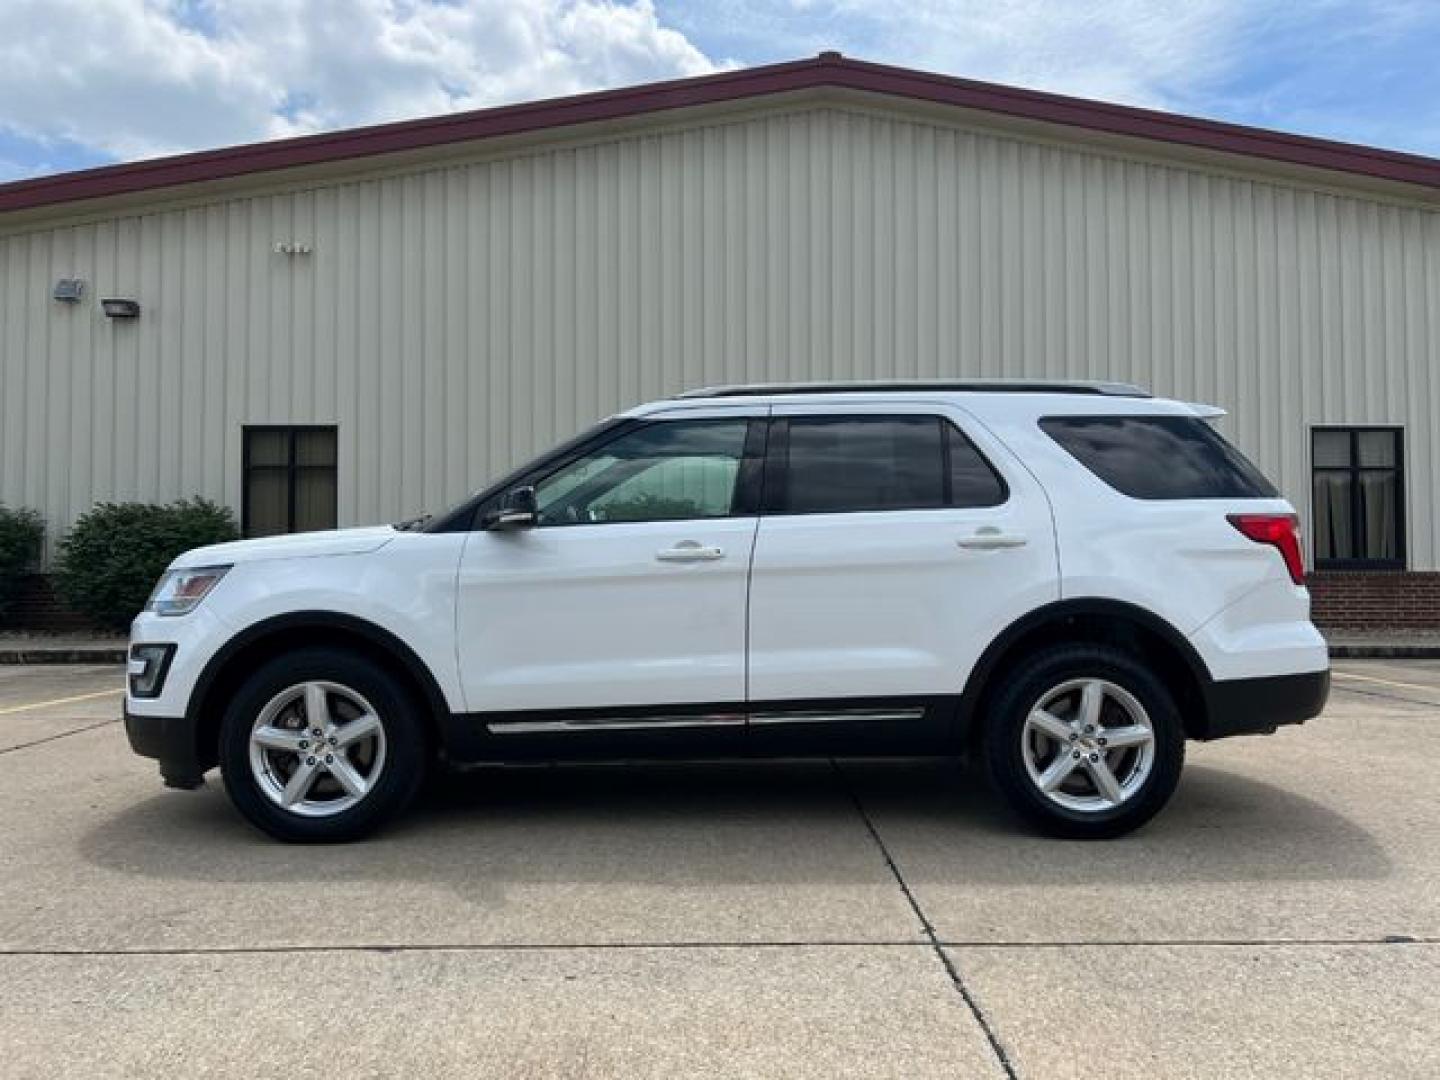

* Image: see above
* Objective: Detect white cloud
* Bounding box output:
[663,0,1440,148]
[664,0,1254,112]
[859,0,1247,108]
[4,0,1435,175]
[0,0,720,167]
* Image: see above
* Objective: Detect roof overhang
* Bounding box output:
[3,52,1439,224]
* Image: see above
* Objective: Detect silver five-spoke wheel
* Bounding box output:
[1021,678,1155,813]
[248,681,387,818]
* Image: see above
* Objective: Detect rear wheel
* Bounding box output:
[219,648,427,842]
[983,644,1185,839]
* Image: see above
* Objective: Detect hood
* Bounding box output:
[170,525,398,569]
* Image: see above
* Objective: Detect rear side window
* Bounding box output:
[778,416,1006,513]
[1040,415,1277,500]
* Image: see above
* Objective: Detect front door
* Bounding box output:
[455,412,763,740]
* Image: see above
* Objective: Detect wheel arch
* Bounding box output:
[959,599,1214,743]
[187,611,451,771]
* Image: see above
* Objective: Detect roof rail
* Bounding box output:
[675,379,1151,399]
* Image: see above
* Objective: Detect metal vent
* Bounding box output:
[52,278,84,302]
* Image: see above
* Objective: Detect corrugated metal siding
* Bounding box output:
[2,106,1438,567]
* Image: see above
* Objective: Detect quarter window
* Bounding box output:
[1040,415,1277,500]
[1312,427,1404,568]
[948,426,1009,508]
[534,419,750,525]
[243,426,338,537]
[777,416,1005,514]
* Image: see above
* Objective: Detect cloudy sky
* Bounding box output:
[2,0,1437,182]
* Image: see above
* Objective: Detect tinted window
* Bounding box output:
[534,419,748,525]
[780,416,1003,513]
[784,417,944,513]
[947,425,1007,507]
[1040,415,1277,500]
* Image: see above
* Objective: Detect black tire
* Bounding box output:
[219,647,428,842]
[982,644,1185,839]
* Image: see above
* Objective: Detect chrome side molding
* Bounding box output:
[486,706,924,735]
[487,712,746,735]
[748,707,925,725]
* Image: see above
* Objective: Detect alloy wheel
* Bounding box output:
[1020,677,1156,813]
[247,681,388,818]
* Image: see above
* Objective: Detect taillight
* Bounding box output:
[1228,513,1305,586]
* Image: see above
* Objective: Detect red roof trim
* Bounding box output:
[3,53,1438,214]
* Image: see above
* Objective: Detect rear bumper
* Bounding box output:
[123,706,205,788]
[1201,667,1330,740]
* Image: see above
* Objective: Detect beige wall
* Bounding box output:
[2,103,1438,566]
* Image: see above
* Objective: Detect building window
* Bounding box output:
[1311,427,1404,569]
[243,426,338,537]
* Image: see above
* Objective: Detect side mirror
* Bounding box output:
[481,485,538,531]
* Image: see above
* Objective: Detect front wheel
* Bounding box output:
[982,645,1185,839]
[219,648,428,842]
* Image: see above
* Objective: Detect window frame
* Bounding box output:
[761,413,1009,516]
[1310,425,1406,571]
[486,417,768,529]
[241,424,339,538]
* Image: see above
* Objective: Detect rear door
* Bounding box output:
[745,401,1059,746]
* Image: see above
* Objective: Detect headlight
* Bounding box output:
[145,565,231,616]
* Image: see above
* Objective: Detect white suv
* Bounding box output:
[124,382,1329,842]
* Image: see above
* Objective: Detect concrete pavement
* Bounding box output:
[1,661,1437,1077]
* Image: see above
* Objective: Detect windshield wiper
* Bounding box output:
[392,513,432,532]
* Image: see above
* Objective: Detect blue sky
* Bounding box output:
[2,1,1437,183]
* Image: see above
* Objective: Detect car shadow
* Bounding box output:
[79,756,1390,890]
[835,758,1393,885]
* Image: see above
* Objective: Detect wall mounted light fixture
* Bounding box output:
[53,278,85,302]
[101,298,141,319]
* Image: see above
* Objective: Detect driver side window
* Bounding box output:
[534,419,750,525]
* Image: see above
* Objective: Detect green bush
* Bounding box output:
[0,505,45,618]
[56,498,239,630]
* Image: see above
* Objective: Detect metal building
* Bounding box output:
[2,54,1438,625]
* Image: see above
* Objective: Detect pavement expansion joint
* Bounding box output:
[1330,684,1440,708]
[2,936,1435,960]
[0,718,118,756]
[0,941,933,958]
[936,937,1439,949]
[828,758,1021,1080]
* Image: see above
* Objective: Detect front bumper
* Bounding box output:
[1201,667,1330,740]
[123,706,205,788]
[125,606,234,720]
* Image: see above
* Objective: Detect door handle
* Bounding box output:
[957,527,1027,550]
[656,541,726,562]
